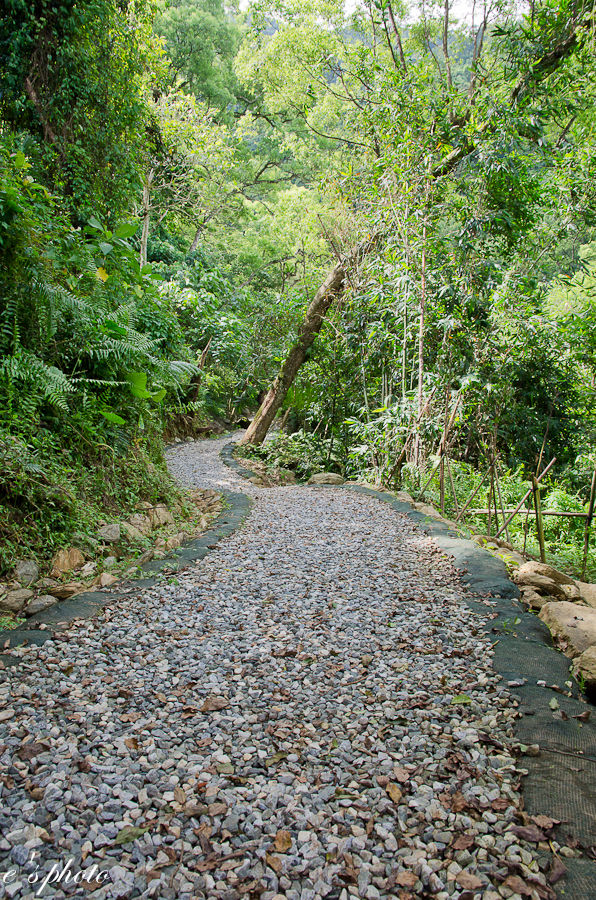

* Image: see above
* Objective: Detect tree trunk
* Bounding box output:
[139,168,154,268]
[239,239,372,445]
[189,223,202,253]
[414,216,427,468]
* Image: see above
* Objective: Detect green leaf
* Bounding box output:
[14,151,26,169]
[103,319,127,337]
[87,216,103,231]
[451,694,472,705]
[99,242,113,255]
[115,825,151,845]
[114,222,139,238]
[100,410,126,425]
[127,371,152,399]
[126,372,165,402]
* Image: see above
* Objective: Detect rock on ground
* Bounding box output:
[14,559,39,587]
[539,601,596,657]
[0,435,559,899]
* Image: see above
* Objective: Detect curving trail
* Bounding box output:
[0,436,556,899]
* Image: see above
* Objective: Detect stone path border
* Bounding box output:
[220,446,596,898]
[0,489,251,671]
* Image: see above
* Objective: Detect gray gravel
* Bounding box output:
[0,436,556,899]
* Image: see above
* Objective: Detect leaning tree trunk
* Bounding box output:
[239,239,372,446]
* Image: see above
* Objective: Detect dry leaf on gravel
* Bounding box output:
[386,783,403,803]
[273,830,292,853]
[456,871,484,891]
[548,857,567,884]
[452,834,475,851]
[511,824,546,842]
[266,853,283,873]
[201,695,229,712]
[531,814,560,831]
[17,741,50,760]
[451,790,469,812]
[503,874,534,895]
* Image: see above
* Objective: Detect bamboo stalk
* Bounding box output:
[416,457,442,500]
[532,475,547,563]
[455,467,490,523]
[581,467,596,580]
[494,457,556,539]
[446,455,460,516]
[494,465,510,543]
[487,467,494,537]
[465,509,587,518]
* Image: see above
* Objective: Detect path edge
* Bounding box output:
[0,489,252,669]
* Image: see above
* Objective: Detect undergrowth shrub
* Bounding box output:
[242,429,342,481]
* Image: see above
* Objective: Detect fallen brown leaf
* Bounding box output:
[451,834,475,851]
[511,824,546,842]
[273,829,292,853]
[200,696,229,712]
[531,814,560,831]
[265,853,283,874]
[17,741,50,761]
[386,783,403,803]
[394,871,418,887]
[548,857,567,885]
[451,791,468,812]
[503,874,533,896]
[208,802,227,816]
[456,871,483,891]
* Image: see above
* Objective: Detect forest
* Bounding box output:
[1,0,595,607]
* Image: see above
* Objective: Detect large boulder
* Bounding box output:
[572,646,596,689]
[577,582,596,609]
[559,582,582,602]
[25,595,58,616]
[148,505,175,528]
[519,587,549,610]
[98,572,117,588]
[308,472,345,485]
[48,582,86,600]
[14,559,39,587]
[121,522,146,543]
[511,571,568,601]
[539,602,596,658]
[127,514,152,536]
[97,523,120,543]
[51,547,85,576]
[1,589,34,613]
[516,561,575,586]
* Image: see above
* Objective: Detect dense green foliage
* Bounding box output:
[0,0,594,579]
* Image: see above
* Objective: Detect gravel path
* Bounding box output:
[0,437,556,899]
